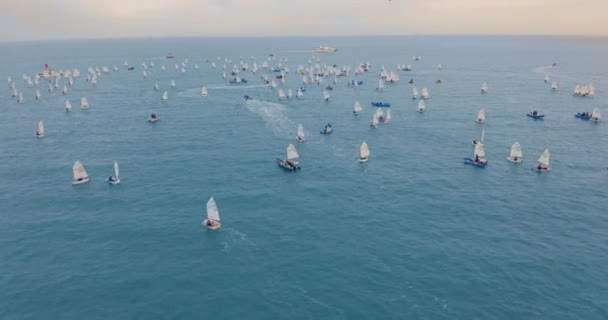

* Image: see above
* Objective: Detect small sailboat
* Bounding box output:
[154,82,159,91]
[412,87,419,99]
[277,144,301,171]
[377,79,384,91]
[476,108,486,123]
[148,113,160,122]
[143,70,148,78]
[527,110,545,119]
[278,88,286,100]
[507,142,523,163]
[383,109,392,123]
[464,142,488,167]
[35,89,41,100]
[36,121,45,138]
[17,92,24,104]
[296,88,304,99]
[65,99,73,111]
[203,197,221,230]
[544,74,550,83]
[420,88,430,99]
[296,124,305,142]
[371,108,382,128]
[353,101,362,115]
[72,161,91,185]
[161,91,168,102]
[62,85,68,95]
[417,100,426,113]
[359,141,370,163]
[481,82,488,93]
[107,161,120,184]
[323,90,330,102]
[287,88,293,99]
[532,149,551,172]
[201,87,208,97]
[590,108,601,122]
[551,81,558,91]
[170,80,176,88]
[81,97,89,109]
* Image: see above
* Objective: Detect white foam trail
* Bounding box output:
[244,100,295,137]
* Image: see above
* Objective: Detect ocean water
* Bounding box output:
[1,36,607,319]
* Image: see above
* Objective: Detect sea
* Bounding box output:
[0,36,607,319]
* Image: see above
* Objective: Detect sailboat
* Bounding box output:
[65,99,73,111]
[203,197,221,230]
[62,85,68,95]
[323,90,330,102]
[35,89,41,100]
[507,142,523,163]
[377,79,384,91]
[551,81,558,91]
[170,80,176,88]
[154,82,159,91]
[476,108,486,123]
[161,91,168,102]
[420,88,430,99]
[107,161,120,184]
[481,82,488,93]
[371,108,382,128]
[287,88,293,99]
[81,97,89,109]
[384,109,392,123]
[353,101,362,115]
[17,92,24,104]
[412,87,419,99]
[359,141,370,163]
[296,88,304,99]
[544,74,550,83]
[277,144,301,171]
[201,87,208,97]
[296,124,305,142]
[417,100,426,113]
[143,70,148,78]
[72,161,91,185]
[278,88,286,100]
[590,108,601,122]
[464,142,488,167]
[532,149,551,172]
[36,121,45,138]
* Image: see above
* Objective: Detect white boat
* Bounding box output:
[154,82,159,91]
[420,88,430,99]
[72,161,91,185]
[476,108,486,123]
[296,88,303,99]
[412,87,419,99]
[481,82,488,93]
[544,74,550,83]
[203,197,221,230]
[313,45,337,53]
[278,88,286,100]
[323,90,330,102]
[353,101,362,115]
[296,124,305,142]
[62,85,68,95]
[473,142,488,164]
[201,87,208,97]
[108,161,120,185]
[377,79,384,91]
[143,70,148,78]
[65,99,72,111]
[36,121,45,138]
[384,109,392,123]
[371,108,382,127]
[591,107,601,122]
[507,141,523,163]
[533,149,551,172]
[161,91,168,102]
[35,89,41,100]
[359,141,370,163]
[170,80,176,88]
[551,81,558,91]
[287,88,293,99]
[17,92,24,104]
[81,97,89,109]
[417,100,426,113]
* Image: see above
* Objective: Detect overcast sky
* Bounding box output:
[0,0,606,41]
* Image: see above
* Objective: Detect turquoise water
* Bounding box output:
[1,36,607,319]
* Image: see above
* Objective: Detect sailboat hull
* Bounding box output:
[359,157,369,163]
[506,157,523,163]
[277,159,300,171]
[203,219,221,230]
[464,158,487,167]
[526,114,545,119]
[72,177,91,185]
[148,117,160,122]
[532,166,551,172]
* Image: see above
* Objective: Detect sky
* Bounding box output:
[0,0,606,41]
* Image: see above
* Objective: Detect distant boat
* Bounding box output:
[476,108,486,123]
[277,144,301,171]
[17,92,23,104]
[81,97,89,109]
[532,149,551,172]
[72,161,91,185]
[161,91,168,102]
[107,161,120,185]
[590,107,601,122]
[165,54,175,59]
[412,87,419,99]
[359,141,370,163]
[464,142,488,167]
[148,113,160,122]
[320,123,333,134]
[313,45,337,53]
[278,88,286,100]
[296,88,304,99]
[287,88,293,99]
[35,89,41,100]
[201,86,208,97]
[481,82,488,93]
[154,82,160,91]
[417,100,426,113]
[384,109,392,123]
[527,110,545,119]
[296,124,305,142]
[170,80,176,88]
[544,74,550,83]
[377,79,384,91]
[203,197,221,230]
[36,121,45,138]
[371,108,382,128]
[420,88,430,99]
[62,86,68,95]
[323,90,330,102]
[353,101,362,115]
[507,142,523,163]
[65,99,72,111]
[371,102,391,107]
[551,81,558,91]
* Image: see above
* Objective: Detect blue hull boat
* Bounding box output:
[527,113,545,119]
[464,158,488,167]
[371,102,391,107]
[349,80,364,86]
[320,129,333,135]
[276,159,300,171]
[575,113,591,120]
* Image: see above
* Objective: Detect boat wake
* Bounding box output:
[208,84,267,90]
[244,100,295,137]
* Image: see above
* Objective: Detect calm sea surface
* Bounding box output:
[1,36,607,319]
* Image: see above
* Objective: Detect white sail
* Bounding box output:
[201,87,208,96]
[206,197,220,221]
[417,100,426,112]
[384,109,392,122]
[360,141,370,159]
[421,87,430,99]
[353,101,362,113]
[62,86,68,95]
[18,92,23,103]
[154,82,159,90]
[143,70,148,78]
[474,142,486,159]
[37,121,45,136]
[538,149,550,167]
[297,124,305,141]
[551,81,558,90]
[481,129,485,143]
[170,80,175,88]
[113,161,120,180]
[412,87,419,98]
[81,97,89,108]
[287,88,293,99]
[510,142,523,159]
[481,82,488,93]
[323,90,330,101]
[35,89,41,100]
[287,144,299,161]
[65,99,72,111]
[278,88,286,99]
[377,79,384,90]
[296,88,303,98]
[73,161,89,181]
[477,108,486,122]
[591,107,601,121]
[161,91,168,101]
